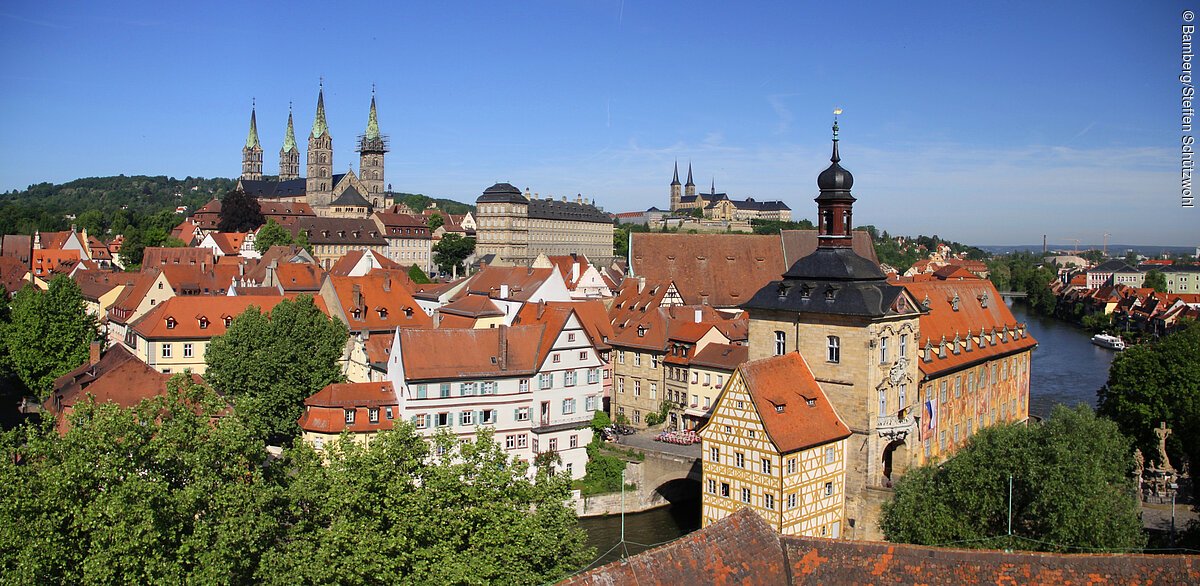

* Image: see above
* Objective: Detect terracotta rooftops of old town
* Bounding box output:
[732,352,851,454]
[397,324,551,381]
[559,508,1198,585]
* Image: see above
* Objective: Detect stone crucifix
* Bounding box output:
[1154,421,1174,473]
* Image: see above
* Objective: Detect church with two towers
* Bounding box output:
[237,85,393,218]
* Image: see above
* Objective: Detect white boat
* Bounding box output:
[1091,333,1126,350]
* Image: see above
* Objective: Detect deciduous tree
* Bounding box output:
[881,405,1145,552]
[217,189,265,233]
[253,219,292,253]
[1,276,97,399]
[1143,269,1167,293]
[1098,320,1200,475]
[432,233,475,276]
[204,295,347,443]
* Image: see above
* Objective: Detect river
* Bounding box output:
[577,300,1119,561]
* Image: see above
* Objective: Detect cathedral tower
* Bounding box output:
[684,162,696,197]
[669,160,681,211]
[279,105,300,181]
[241,103,263,181]
[357,89,389,198]
[306,84,334,207]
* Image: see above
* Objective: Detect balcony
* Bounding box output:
[876,412,915,442]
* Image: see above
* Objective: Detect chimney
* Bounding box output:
[352,284,363,309]
[383,274,391,292]
[89,340,102,365]
[498,324,509,371]
[637,276,646,294]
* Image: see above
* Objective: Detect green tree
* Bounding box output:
[427,212,445,230]
[259,428,591,585]
[881,405,1145,552]
[407,264,432,284]
[204,295,348,443]
[1098,320,1200,475]
[0,376,283,584]
[217,190,265,233]
[1143,269,1167,293]
[432,233,475,276]
[1,276,97,399]
[254,219,293,253]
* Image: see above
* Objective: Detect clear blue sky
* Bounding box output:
[0,1,1193,246]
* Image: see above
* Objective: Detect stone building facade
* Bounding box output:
[474,183,613,266]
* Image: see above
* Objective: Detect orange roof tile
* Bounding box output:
[690,342,748,370]
[304,381,397,407]
[456,265,557,302]
[274,263,325,291]
[130,294,329,339]
[326,272,432,331]
[901,280,1038,378]
[515,299,614,350]
[398,325,547,380]
[207,232,249,255]
[31,249,81,277]
[735,352,852,453]
[142,247,216,268]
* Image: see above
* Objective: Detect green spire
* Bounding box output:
[282,106,297,153]
[365,92,380,141]
[245,102,260,149]
[311,84,328,138]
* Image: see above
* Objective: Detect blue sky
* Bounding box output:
[0,1,1193,246]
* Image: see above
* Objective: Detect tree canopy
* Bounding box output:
[1098,320,1200,475]
[253,219,292,253]
[1143,269,1167,293]
[880,405,1145,552]
[203,295,347,443]
[1,276,98,400]
[432,234,475,276]
[0,378,591,585]
[427,212,444,230]
[407,264,432,284]
[217,190,265,233]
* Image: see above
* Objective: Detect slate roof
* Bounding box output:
[527,198,611,223]
[1091,259,1136,273]
[476,182,527,204]
[705,197,791,211]
[293,217,386,246]
[745,246,912,318]
[330,186,371,208]
[561,508,1200,585]
[238,178,308,198]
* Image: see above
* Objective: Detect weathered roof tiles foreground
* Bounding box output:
[559,508,1199,585]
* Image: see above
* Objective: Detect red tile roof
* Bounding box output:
[456,265,557,302]
[107,269,162,319]
[130,294,329,339]
[304,381,397,408]
[142,247,216,269]
[207,232,249,255]
[398,325,548,380]
[325,272,432,331]
[931,264,979,280]
[732,352,851,454]
[31,249,81,277]
[327,249,404,276]
[439,293,505,318]
[563,508,1200,585]
[515,300,614,350]
[275,263,325,292]
[630,233,785,307]
[0,256,28,295]
[690,342,748,370]
[902,280,1038,378]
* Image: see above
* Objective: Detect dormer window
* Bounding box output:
[166,317,177,329]
[806,398,816,407]
[403,307,413,318]
[199,317,209,329]
[775,405,785,413]
[377,308,388,318]
[637,325,646,337]
[223,316,232,327]
[951,293,960,311]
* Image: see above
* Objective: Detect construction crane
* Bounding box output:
[1103,233,1111,257]
[1063,238,1081,255]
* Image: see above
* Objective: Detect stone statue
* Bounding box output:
[1154,421,1174,472]
[1133,448,1145,495]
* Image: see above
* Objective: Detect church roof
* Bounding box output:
[239,178,307,198]
[330,186,371,208]
[282,109,298,153]
[245,107,260,149]
[311,86,328,138]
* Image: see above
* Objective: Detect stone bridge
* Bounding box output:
[575,438,703,517]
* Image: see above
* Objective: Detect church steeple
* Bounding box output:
[815,110,856,248]
[669,160,682,211]
[240,101,263,181]
[357,86,389,197]
[306,81,334,206]
[684,162,696,197]
[279,104,299,181]
[311,84,329,139]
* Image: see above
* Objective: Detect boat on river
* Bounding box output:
[1091,333,1125,350]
